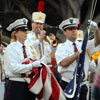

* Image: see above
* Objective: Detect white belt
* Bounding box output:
[9,77,26,82]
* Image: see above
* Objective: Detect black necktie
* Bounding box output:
[22,45,27,58]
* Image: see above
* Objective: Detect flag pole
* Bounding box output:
[88,0,97,38]
[0,25,2,82]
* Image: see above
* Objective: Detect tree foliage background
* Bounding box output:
[0,0,100,43]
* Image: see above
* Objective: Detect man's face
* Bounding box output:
[15,30,27,42]
[31,22,44,34]
[64,28,77,41]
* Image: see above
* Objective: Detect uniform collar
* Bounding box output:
[65,39,77,45]
[16,41,26,48]
[31,31,38,38]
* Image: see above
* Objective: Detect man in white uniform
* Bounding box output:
[25,12,58,64]
[3,18,42,100]
[55,18,100,100]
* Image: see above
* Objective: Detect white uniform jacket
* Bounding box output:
[55,39,96,82]
[4,41,36,82]
[25,31,52,64]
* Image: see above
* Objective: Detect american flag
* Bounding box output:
[23,62,66,100]
[64,30,89,100]
[74,30,88,100]
[64,68,77,98]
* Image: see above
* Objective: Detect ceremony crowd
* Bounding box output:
[0,11,100,100]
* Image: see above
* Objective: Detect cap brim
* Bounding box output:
[16,27,28,31]
[62,25,78,31]
[33,20,44,23]
[67,26,78,29]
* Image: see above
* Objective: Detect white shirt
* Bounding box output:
[4,41,34,79]
[25,31,51,64]
[55,39,96,82]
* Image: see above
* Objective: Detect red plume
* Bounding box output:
[77,20,81,29]
[38,1,45,12]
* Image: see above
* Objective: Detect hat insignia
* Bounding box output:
[70,19,73,24]
[78,32,81,37]
[38,14,43,20]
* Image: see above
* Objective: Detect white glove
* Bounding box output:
[23,58,30,62]
[88,59,96,72]
[32,60,42,68]
[88,20,98,32]
[29,54,36,60]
